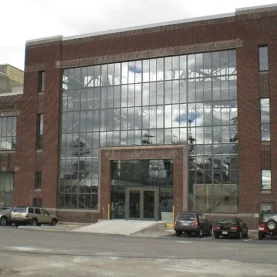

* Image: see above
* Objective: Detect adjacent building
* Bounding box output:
[0,65,23,207]
[1,4,276,226]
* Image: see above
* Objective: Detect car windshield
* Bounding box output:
[177,214,196,221]
[261,214,277,222]
[218,218,237,224]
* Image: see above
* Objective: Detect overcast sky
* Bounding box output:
[1,0,275,70]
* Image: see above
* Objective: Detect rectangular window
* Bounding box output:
[260,203,273,214]
[259,46,268,72]
[0,172,14,206]
[38,71,45,92]
[37,114,43,149]
[262,170,271,190]
[33,198,42,208]
[35,172,42,189]
[260,98,270,141]
[0,117,16,150]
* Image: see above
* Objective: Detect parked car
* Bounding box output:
[10,206,58,226]
[174,212,212,237]
[258,212,277,240]
[0,207,13,226]
[213,218,248,239]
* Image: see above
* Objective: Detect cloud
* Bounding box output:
[0,0,275,69]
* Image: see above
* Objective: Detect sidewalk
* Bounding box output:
[18,222,89,232]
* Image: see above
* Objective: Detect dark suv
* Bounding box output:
[258,212,277,240]
[174,212,212,237]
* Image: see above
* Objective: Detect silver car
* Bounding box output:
[0,207,13,226]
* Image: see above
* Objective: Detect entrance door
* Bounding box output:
[126,187,158,220]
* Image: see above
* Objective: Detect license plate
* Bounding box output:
[222,231,228,235]
[181,222,189,226]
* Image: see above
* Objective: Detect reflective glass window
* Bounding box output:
[262,170,271,190]
[0,117,16,150]
[60,50,237,212]
[259,46,269,72]
[261,98,270,141]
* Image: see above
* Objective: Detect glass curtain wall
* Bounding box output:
[60,50,238,212]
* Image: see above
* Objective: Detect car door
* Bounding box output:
[10,207,27,222]
[34,208,42,224]
[41,209,51,224]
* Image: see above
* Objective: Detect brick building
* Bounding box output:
[1,4,276,225]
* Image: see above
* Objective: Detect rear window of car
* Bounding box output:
[177,214,196,221]
[261,214,277,222]
[13,207,27,213]
[218,218,237,224]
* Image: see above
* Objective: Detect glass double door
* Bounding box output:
[126,187,159,220]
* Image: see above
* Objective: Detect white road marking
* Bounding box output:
[176,241,193,244]
[5,246,51,252]
[202,237,213,240]
[244,239,252,242]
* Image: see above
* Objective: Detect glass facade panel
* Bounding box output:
[260,98,270,141]
[60,50,238,212]
[259,46,269,72]
[0,117,16,150]
[262,170,271,190]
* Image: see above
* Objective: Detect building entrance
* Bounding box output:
[125,187,159,221]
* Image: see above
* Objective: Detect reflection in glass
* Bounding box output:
[0,117,16,150]
[262,170,271,190]
[260,98,270,141]
[60,50,238,212]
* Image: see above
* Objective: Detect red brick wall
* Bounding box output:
[15,8,277,220]
[236,12,277,213]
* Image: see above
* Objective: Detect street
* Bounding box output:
[0,227,277,276]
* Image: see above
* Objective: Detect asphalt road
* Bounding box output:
[0,226,277,276]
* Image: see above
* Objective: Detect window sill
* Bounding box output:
[34,188,41,192]
[36,149,42,152]
[261,190,271,194]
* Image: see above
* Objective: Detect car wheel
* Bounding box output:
[31,218,38,226]
[244,231,248,238]
[237,230,243,239]
[266,220,277,232]
[186,232,191,236]
[198,228,203,237]
[258,232,264,240]
[175,231,182,237]
[214,234,219,239]
[50,219,57,226]
[0,217,7,226]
